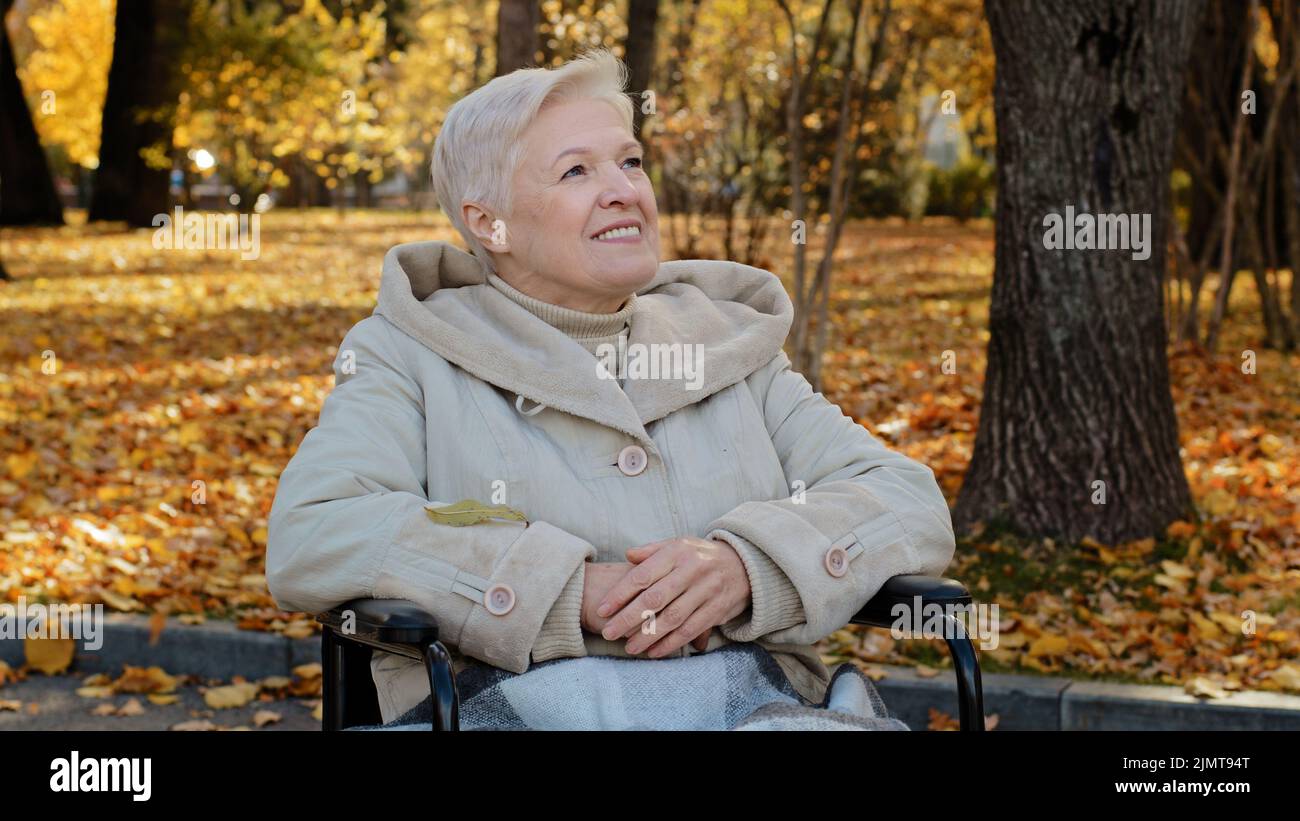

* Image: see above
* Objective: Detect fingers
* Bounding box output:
[596,549,676,632]
[624,540,667,564]
[635,598,721,658]
[624,579,711,655]
[601,565,690,642]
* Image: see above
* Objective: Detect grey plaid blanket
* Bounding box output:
[351,643,909,731]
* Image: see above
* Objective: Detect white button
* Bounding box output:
[483,583,515,615]
[617,445,648,476]
[823,546,849,577]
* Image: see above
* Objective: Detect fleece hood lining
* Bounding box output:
[372,240,794,450]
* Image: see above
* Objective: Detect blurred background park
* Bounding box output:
[1,0,1298,725]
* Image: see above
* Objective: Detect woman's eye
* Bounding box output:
[562,158,643,180]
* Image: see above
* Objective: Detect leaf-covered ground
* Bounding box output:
[2,211,1297,698]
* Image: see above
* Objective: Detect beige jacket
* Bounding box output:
[265,240,956,723]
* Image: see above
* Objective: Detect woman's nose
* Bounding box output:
[596,162,641,207]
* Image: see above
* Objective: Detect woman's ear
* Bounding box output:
[462,201,508,251]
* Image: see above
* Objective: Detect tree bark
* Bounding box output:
[495,0,540,76]
[953,0,1202,545]
[89,0,187,226]
[624,0,660,138]
[0,0,64,225]
[1204,0,1260,351]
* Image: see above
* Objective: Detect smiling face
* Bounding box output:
[463,96,661,313]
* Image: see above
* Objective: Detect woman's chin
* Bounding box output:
[584,251,660,287]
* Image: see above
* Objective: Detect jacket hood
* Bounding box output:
[372,240,793,447]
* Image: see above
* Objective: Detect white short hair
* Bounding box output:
[430,47,636,273]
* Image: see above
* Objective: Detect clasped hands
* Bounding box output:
[580,536,752,657]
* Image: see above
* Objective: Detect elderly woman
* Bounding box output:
[266,49,956,730]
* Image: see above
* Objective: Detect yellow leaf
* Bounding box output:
[997,630,1027,649]
[1208,611,1243,634]
[1201,489,1235,517]
[114,665,177,694]
[204,681,260,709]
[171,719,218,731]
[1020,654,1057,673]
[147,694,180,705]
[76,686,115,698]
[1268,664,1300,692]
[252,710,281,727]
[178,422,204,446]
[292,662,321,680]
[1160,560,1194,579]
[5,451,38,479]
[1068,633,1110,658]
[97,588,143,612]
[117,698,145,716]
[1188,612,1223,640]
[282,621,313,639]
[25,637,75,674]
[1184,677,1228,699]
[249,462,280,477]
[1154,574,1188,592]
[1027,635,1069,657]
[1258,434,1283,458]
[915,664,940,678]
[425,499,528,527]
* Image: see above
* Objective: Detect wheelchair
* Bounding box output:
[317,574,985,731]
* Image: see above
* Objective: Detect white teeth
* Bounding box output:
[594,225,641,241]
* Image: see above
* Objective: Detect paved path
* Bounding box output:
[0,671,321,731]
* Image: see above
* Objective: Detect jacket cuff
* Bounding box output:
[372,510,596,674]
[531,562,588,663]
[708,528,806,642]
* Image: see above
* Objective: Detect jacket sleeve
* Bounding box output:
[703,350,956,646]
[265,315,595,674]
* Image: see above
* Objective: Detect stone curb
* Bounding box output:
[0,613,320,682]
[871,663,1300,730]
[6,615,1299,729]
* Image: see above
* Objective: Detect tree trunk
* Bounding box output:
[624,0,660,137]
[0,0,64,225]
[953,0,1202,545]
[88,0,186,226]
[1204,0,1259,351]
[495,0,539,76]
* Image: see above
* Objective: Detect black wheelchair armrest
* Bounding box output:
[850,575,985,731]
[317,599,440,647]
[851,575,972,628]
[317,598,458,730]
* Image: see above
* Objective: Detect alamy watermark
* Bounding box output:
[1041,205,1152,261]
[595,337,704,390]
[890,595,1000,650]
[151,205,261,260]
[0,597,104,651]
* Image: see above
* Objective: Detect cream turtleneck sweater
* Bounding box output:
[487,272,634,359]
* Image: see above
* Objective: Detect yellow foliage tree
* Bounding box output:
[15,0,116,170]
